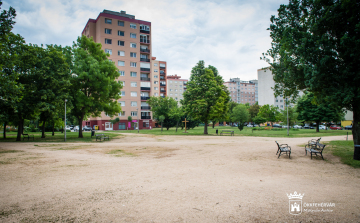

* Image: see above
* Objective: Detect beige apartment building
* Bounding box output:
[166,75,187,103]
[224,78,257,105]
[81,10,165,130]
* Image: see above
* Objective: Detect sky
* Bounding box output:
[3,0,288,81]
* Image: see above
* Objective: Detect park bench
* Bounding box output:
[220,130,234,136]
[275,141,291,159]
[305,142,326,160]
[96,134,110,142]
[305,137,321,150]
[22,133,34,141]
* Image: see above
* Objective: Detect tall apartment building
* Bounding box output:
[166,75,188,103]
[81,10,156,130]
[224,78,257,105]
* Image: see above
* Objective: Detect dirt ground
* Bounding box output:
[0,134,359,222]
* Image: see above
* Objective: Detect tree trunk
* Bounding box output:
[3,122,7,139]
[41,120,46,138]
[212,121,215,128]
[316,120,320,133]
[78,114,84,138]
[353,107,360,146]
[161,121,163,132]
[52,123,55,136]
[204,120,208,134]
[16,119,23,141]
[176,120,178,132]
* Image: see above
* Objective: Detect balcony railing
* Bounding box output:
[140,30,150,34]
[141,116,151,119]
[140,39,150,44]
[140,48,150,53]
[141,96,150,100]
[140,77,150,81]
[160,90,166,92]
[160,83,166,86]
[160,66,165,70]
[141,106,151,110]
[140,68,150,72]
[140,58,150,62]
[160,71,165,75]
[140,87,150,91]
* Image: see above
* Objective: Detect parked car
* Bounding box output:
[73,126,79,131]
[247,124,253,127]
[253,124,259,127]
[319,125,327,130]
[281,125,291,128]
[273,124,282,128]
[83,126,92,131]
[66,126,71,131]
[330,125,342,130]
[344,125,352,130]
[293,125,302,129]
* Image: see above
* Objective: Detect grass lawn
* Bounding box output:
[110,126,350,138]
[325,140,360,168]
[0,131,121,143]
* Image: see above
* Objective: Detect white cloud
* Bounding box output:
[3,0,288,81]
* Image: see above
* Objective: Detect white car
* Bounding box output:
[66,126,71,130]
[319,125,327,130]
[247,124,253,127]
[293,125,302,129]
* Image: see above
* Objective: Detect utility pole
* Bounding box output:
[64,99,67,142]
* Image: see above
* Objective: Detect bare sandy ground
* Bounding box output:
[0,134,359,222]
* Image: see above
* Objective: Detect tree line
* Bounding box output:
[0,2,122,140]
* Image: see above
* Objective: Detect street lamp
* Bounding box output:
[137,108,139,133]
[64,99,67,142]
[286,97,289,136]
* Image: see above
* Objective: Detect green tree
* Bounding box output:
[248,102,260,122]
[148,96,178,130]
[158,115,165,132]
[253,115,267,126]
[277,105,298,127]
[169,104,183,132]
[257,104,279,126]
[263,0,360,153]
[296,92,343,132]
[182,61,230,134]
[230,104,250,131]
[70,36,121,138]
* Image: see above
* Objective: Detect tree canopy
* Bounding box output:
[147,96,178,130]
[230,104,249,131]
[263,0,360,147]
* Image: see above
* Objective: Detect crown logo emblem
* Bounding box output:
[287,191,304,199]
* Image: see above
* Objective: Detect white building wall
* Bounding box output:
[258,68,276,106]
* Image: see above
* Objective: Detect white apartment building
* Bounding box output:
[166,75,187,103]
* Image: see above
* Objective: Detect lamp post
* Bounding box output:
[137,108,139,133]
[286,98,289,136]
[64,99,67,142]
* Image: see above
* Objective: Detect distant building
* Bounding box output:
[166,75,187,103]
[224,78,257,105]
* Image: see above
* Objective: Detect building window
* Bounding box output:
[131,101,137,107]
[130,33,136,38]
[170,81,173,83]
[130,72,137,77]
[130,62,137,67]
[118,51,125,56]
[154,63,158,66]
[105,18,112,24]
[131,111,137,116]
[130,23,136,29]
[154,81,158,84]
[118,122,125,129]
[140,24,150,31]
[130,43,136,48]
[130,52,137,58]
[170,89,173,92]
[105,49,112,55]
[131,92,137,97]
[280,105,283,108]
[120,81,125,86]
[131,82,137,87]
[119,71,125,76]
[154,87,158,90]
[118,41,124,46]
[118,61,125,66]
[280,100,283,102]
[118,101,125,106]
[119,91,125,96]
[119,111,125,117]
[118,30,124,36]
[154,93,158,96]
[154,75,158,78]
[105,39,112,44]
[179,85,182,88]
[105,28,112,34]
[118,21,124,26]
[154,69,158,72]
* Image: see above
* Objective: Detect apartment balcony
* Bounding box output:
[160,66,165,70]
[140,87,150,91]
[141,96,150,100]
[141,115,151,119]
[140,77,150,81]
[184,82,187,85]
[184,86,187,89]
[140,58,150,62]
[140,29,150,34]
[160,90,166,92]
[161,96,165,98]
[160,77,165,80]
[141,106,151,110]
[140,48,150,54]
[140,39,150,44]
[140,68,150,72]
[160,83,166,86]
[160,71,165,75]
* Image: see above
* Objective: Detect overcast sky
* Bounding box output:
[3,0,288,81]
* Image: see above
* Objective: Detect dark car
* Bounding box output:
[273,124,282,128]
[344,125,352,130]
[330,125,342,130]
